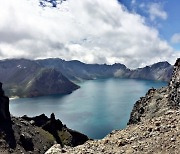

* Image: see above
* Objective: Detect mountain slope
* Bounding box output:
[23,68,80,97]
[129,61,173,81]
[0,58,173,97]
[36,58,129,81]
[0,59,79,97]
[37,58,173,82]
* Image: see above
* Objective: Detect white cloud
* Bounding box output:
[171,33,180,44]
[148,3,167,21]
[0,0,179,68]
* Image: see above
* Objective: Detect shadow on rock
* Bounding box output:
[0,121,16,149]
[0,82,16,149]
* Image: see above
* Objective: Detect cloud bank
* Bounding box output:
[0,0,179,68]
[171,33,180,44]
[148,3,167,21]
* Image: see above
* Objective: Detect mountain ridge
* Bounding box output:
[36,58,173,82]
[0,59,79,98]
[0,58,173,98]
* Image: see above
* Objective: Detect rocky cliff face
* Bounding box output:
[0,83,54,154]
[0,82,10,122]
[169,58,180,107]
[128,58,180,125]
[129,61,173,81]
[45,58,180,153]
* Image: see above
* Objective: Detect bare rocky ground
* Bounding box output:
[47,109,179,154]
[46,59,180,154]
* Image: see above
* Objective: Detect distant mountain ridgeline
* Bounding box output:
[0,58,173,98]
[37,58,173,82]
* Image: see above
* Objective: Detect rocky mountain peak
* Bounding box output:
[169,58,180,107]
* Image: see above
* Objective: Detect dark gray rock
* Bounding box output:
[20,132,34,151]
[22,113,89,147]
[128,88,156,124]
[0,82,10,122]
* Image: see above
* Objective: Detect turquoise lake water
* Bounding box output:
[10,78,167,139]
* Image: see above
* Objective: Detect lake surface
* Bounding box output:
[10,78,167,139]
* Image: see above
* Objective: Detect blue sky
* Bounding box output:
[119,0,180,50]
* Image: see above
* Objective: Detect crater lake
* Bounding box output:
[10,78,167,139]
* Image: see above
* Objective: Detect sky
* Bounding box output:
[0,0,180,68]
[119,0,180,50]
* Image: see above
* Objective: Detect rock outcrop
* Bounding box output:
[128,58,180,125]
[45,58,180,153]
[0,85,88,153]
[22,113,89,147]
[127,87,170,124]
[0,82,10,122]
[169,58,180,107]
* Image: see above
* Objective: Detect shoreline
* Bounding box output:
[10,96,19,100]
